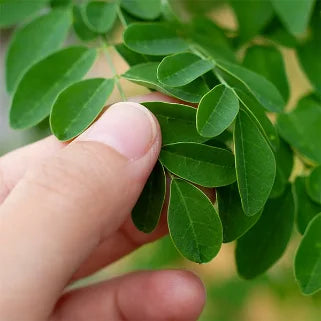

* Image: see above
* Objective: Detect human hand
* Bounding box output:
[0,94,205,321]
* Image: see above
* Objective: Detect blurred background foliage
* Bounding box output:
[1,0,321,320]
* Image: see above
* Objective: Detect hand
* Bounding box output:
[0,94,205,321]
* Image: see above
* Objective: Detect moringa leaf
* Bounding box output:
[306,166,321,205]
[168,178,223,263]
[121,0,161,20]
[141,102,205,145]
[234,109,276,216]
[51,0,72,7]
[243,45,289,102]
[157,52,215,87]
[132,161,166,233]
[160,142,236,187]
[295,213,321,295]
[236,185,294,279]
[277,95,321,164]
[10,46,97,129]
[0,0,48,28]
[50,78,114,141]
[216,60,285,112]
[123,22,189,56]
[196,84,239,138]
[271,0,316,35]
[72,5,99,41]
[217,183,262,243]
[293,177,321,235]
[122,62,209,103]
[6,9,72,93]
[84,1,117,33]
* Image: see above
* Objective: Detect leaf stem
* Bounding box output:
[116,5,128,29]
[102,41,127,101]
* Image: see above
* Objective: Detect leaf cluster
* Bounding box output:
[2,0,321,295]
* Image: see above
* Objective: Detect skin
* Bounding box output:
[0,93,206,321]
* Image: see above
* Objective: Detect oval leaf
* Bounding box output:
[122,62,209,103]
[84,1,117,33]
[157,52,215,87]
[160,142,236,187]
[124,23,189,56]
[306,166,321,204]
[216,60,285,112]
[294,177,321,235]
[6,9,72,93]
[142,102,206,145]
[295,212,321,295]
[72,5,98,41]
[234,109,276,216]
[10,46,97,129]
[121,0,161,20]
[236,185,294,279]
[50,78,114,141]
[197,84,239,138]
[168,179,223,263]
[217,183,262,243]
[132,162,166,233]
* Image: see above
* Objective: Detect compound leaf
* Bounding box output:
[132,161,166,233]
[295,213,321,295]
[160,142,236,187]
[197,84,239,138]
[50,78,114,141]
[236,185,294,279]
[168,179,223,263]
[121,0,161,20]
[234,109,276,216]
[10,46,97,129]
[142,102,205,145]
[157,52,214,87]
[6,9,72,93]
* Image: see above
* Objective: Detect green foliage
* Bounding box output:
[50,78,115,141]
[2,0,321,295]
[168,179,222,263]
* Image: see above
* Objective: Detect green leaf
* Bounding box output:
[157,52,215,87]
[216,60,285,112]
[243,45,289,102]
[123,23,189,56]
[132,161,166,233]
[141,102,205,145]
[234,109,276,216]
[84,1,117,33]
[235,89,279,152]
[122,62,209,103]
[50,78,114,141]
[121,0,161,20]
[10,46,97,129]
[306,166,321,205]
[236,185,294,279]
[160,142,236,187]
[51,0,72,7]
[217,183,262,243]
[294,177,321,235]
[72,5,99,41]
[271,0,316,35]
[277,95,321,164]
[0,0,48,28]
[168,179,223,263]
[6,9,72,93]
[229,0,273,42]
[115,43,162,66]
[295,213,321,295]
[196,84,239,138]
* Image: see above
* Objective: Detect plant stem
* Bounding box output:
[102,42,127,101]
[117,5,128,28]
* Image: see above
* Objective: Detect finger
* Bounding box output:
[51,270,206,321]
[0,102,161,321]
[0,92,174,204]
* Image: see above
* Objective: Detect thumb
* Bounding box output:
[0,102,161,321]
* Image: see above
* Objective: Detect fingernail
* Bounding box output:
[78,102,158,160]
